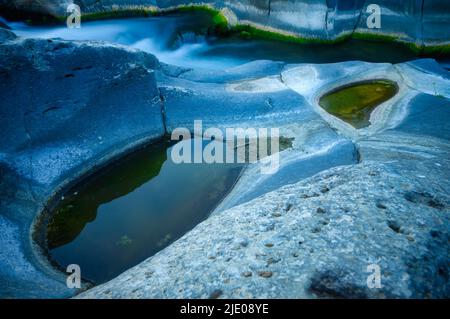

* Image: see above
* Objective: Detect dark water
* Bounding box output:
[8,13,420,70]
[47,139,243,284]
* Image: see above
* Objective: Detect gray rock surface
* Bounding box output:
[78,58,449,298]
[0,30,164,298]
[0,27,449,299]
[78,159,450,298]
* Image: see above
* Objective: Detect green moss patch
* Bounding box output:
[80,8,158,22]
[232,24,346,45]
[319,80,398,129]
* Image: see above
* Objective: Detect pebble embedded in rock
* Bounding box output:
[209,289,223,299]
[376,202,387,209]
[267,257,280,265]
[257,271,273,278]
[272,212,282,217]
[321,186,330,193]
[316,207,326,214]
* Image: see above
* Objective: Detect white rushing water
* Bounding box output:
[7,16,247,70]
[4,14,425,69]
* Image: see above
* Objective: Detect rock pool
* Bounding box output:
[318,80,399,128]
[45,139,243,284]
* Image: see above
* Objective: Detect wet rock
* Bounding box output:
[0,32,163,298]
[0,28,16,42]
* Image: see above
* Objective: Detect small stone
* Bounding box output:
[301,193,320,198]
[320,186,330,194]
[265,243,274,248]
[272,212,282,217]
[292,252,299,257]
[267,257,280,265]
[316,207,326,214]
[258,271,273,278]
[209,289,223,299]
[242,271,252,277]
[376,202,387,209]
[406,235,415,242]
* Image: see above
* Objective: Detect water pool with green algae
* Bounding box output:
[318,80,399,128]
[46,139,243,284]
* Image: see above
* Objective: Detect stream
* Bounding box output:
[6,12,421,70]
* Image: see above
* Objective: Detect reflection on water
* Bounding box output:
[319,79,398,128]
[47,139,243,284]
[8,13,420,70]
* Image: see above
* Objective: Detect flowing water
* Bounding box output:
[7,12,420,70]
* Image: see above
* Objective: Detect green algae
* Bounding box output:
[232,24,345,45]
[351,32,400,43]
[58,5,229,34]
[79,9,158,22]
[319,80,399,129]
